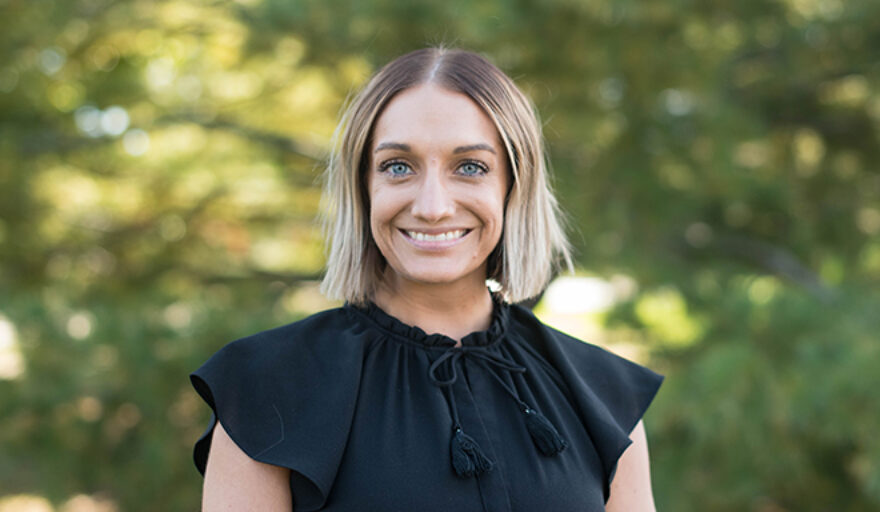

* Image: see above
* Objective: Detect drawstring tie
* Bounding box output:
[428,345,567,478]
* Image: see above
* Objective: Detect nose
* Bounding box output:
[411,170,455,222]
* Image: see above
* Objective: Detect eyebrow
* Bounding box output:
[374,142,411,153]
[453,143,496,155]
[373,142,496,154]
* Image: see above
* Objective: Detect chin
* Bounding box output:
[406,273,470,286]
[396,265,483,287]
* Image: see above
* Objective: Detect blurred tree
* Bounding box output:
[0,0,878,510]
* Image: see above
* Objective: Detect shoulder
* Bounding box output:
[507,302,630,365]
[207,306,363,368]
[512,303,662,399]
[222,307,351,350]
[505,302,660,411]
[191,306,372,405]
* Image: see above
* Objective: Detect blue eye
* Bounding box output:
[381,161,412,176]
[458,161,487,176]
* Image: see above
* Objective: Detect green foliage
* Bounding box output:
[1,0,878,510]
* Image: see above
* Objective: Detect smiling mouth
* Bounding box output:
[402,229,470,242]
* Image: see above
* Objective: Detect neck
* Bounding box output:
[372,272,494,344]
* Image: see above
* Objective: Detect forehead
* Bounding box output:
[371,84,502,151]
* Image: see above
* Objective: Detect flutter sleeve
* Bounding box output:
[535,320,663,500]
[190,311,365,511]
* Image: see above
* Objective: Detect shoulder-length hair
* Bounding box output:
[320,47,572,305]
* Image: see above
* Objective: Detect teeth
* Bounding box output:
[406,230,466,242]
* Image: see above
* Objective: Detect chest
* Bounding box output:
[315,354,608,512]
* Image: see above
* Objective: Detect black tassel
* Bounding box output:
[470,440,494,474]
[450,427,494,477]
[524,408,567,456]
[450,429,475,477]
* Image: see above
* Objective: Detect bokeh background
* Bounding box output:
[2,0,879,510]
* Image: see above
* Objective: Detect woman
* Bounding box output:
[191,48,663,511]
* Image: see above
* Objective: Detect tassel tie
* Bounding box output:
[428,346,568,478]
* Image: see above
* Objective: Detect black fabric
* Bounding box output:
[191,300,663,512]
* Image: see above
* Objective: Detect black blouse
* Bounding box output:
[191,299,663,511]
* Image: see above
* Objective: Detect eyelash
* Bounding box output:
[378,159,413,177]
[377,159,489,177]
[457,159,489,176]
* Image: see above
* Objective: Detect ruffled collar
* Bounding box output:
[348,295,509,348]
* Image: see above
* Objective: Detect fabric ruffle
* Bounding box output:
[505,305,663,500]
[191,310,369,511]
[356,295,508,347]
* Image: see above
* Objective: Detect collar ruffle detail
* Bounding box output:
[349,295,509,348]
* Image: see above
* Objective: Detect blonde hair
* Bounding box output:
[320,47,572,305]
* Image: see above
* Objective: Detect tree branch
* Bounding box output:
[156,115,325,161]
[692,233,838,303]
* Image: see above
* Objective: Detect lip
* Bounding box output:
[398,228,472,249]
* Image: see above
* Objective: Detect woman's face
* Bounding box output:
[367,84,509,291]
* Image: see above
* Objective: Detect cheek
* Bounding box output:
[366,182,386,243]
[489,183,509,230]
[476,198,506,245]
[492,205,506,239]
[367,186,403,240]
